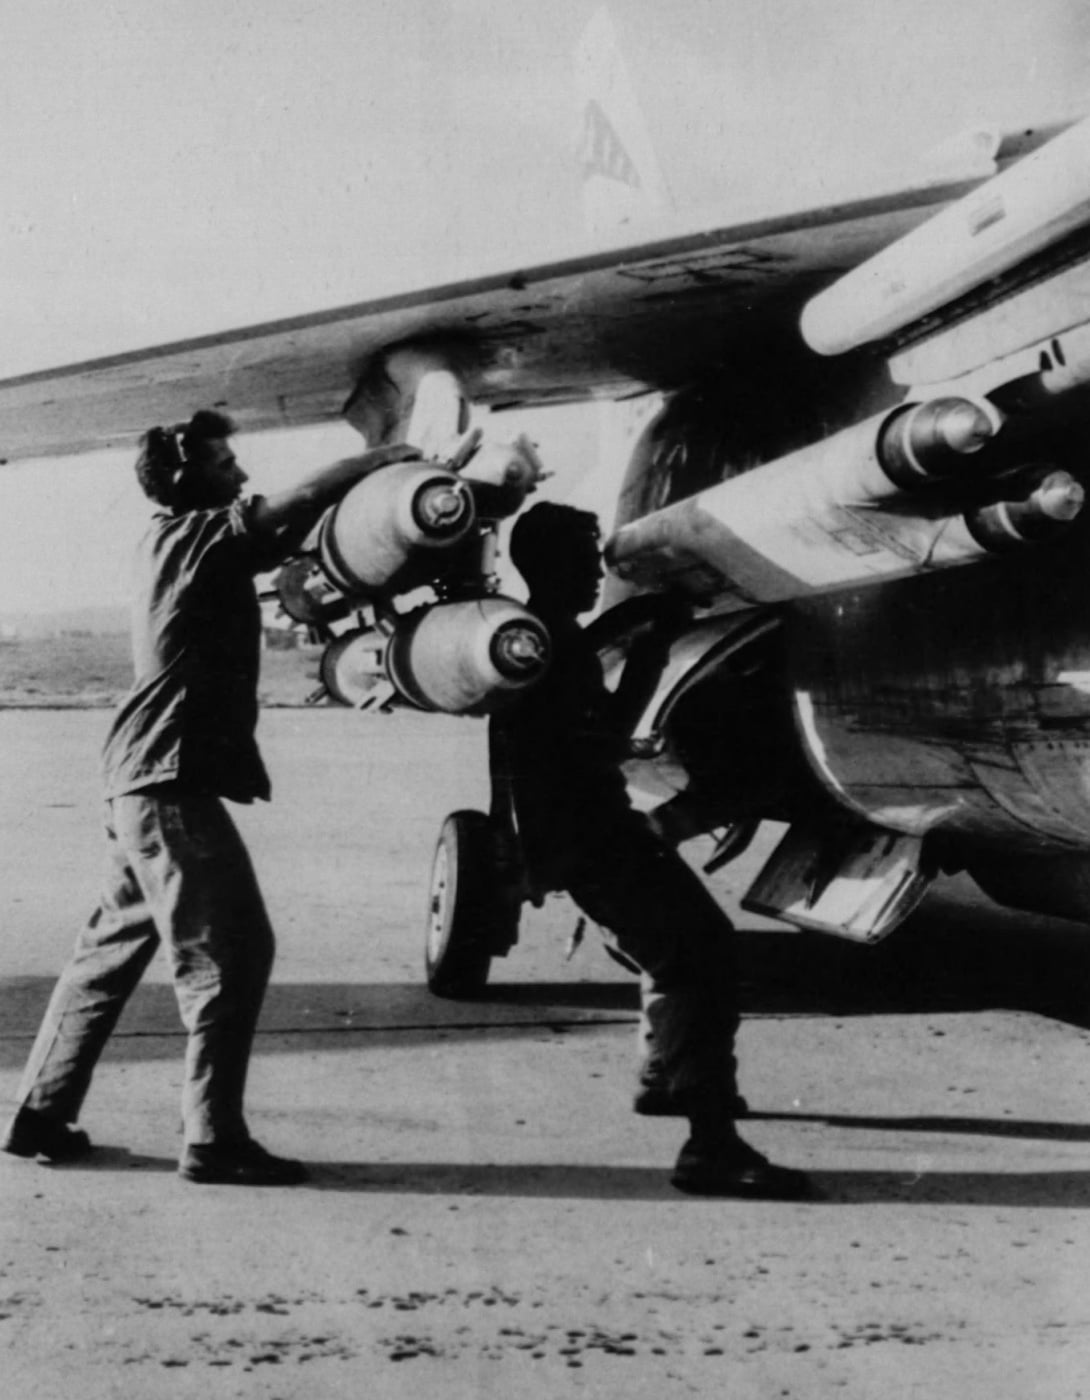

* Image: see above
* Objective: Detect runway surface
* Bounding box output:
[2,708,1090,1398]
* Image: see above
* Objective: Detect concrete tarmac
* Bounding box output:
[3,709,1090,1398]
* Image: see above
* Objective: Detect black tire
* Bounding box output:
[425,810,519,998]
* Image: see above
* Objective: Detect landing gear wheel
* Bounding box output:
[425,810,519,998]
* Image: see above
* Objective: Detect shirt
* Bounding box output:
[102,497,274,803]
[491,606,632,885]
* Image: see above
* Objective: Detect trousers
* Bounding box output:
[16,789,275,1146]
[562,815,740,1111]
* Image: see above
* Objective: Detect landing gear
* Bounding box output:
[425,810,522,998]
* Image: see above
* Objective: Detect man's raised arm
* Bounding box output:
[250,443,421,558]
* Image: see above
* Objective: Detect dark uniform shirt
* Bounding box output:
[102,497,273,804]
[493,607,632,887]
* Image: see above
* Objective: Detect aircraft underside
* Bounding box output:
[601,220,1090,942]
[614,483,1090,940]
[624,535,1090,846]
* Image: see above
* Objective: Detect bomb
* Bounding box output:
[321,596,550,715]
[317,460,475,598]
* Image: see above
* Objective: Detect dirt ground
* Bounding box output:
[3,709,1090,1398]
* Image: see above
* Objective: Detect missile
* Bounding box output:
[321,596,551,715]
[317,460,475,598]
[727,396,1003,510]
[877,397,1001,489]
[962,470,1085,552]
[604,399,1074,606]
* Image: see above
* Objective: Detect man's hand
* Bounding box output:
[455,434,552,519]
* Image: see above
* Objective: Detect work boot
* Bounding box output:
[179,1137,308,1187]
[2,1106,93,1163]
[671,1123,812,1200]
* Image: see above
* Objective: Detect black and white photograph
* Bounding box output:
[1,1,1088,1395]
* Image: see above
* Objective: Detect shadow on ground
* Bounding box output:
[733,892,1090,1026]
[39,1148,1090,1208]
[0,977,638,1068]
[3,882,1090,1071]
[751,1109,1090,1142]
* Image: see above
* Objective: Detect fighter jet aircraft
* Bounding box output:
[0,9,1088,994]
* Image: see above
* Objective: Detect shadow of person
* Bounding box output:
[810,1168,1090,1208]
[287,1159,1090,1207]
[38,1149,1090,1207]
[23,1144,175,1173]
[749,1109,1090,1142]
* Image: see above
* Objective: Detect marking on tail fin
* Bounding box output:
[580,99,643,189]
[576,8,672,236]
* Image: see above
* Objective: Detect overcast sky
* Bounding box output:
[0,0,1085,611]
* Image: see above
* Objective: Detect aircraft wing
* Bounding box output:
[0,173,1026,463]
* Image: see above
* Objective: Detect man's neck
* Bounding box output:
[528,595,579,627]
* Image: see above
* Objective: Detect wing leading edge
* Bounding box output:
[0,173,1023,463]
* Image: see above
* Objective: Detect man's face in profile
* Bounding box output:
[188,438,248,507]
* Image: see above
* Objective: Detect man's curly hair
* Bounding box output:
[134,409,236,507]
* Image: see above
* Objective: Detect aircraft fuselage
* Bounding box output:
[790,532,1090,853]
[611,358,1090,870]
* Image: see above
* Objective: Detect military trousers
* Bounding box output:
[16,788,275,1147]
[562,816,741,1113]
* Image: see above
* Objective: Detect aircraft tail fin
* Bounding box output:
[576,8,673,237]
